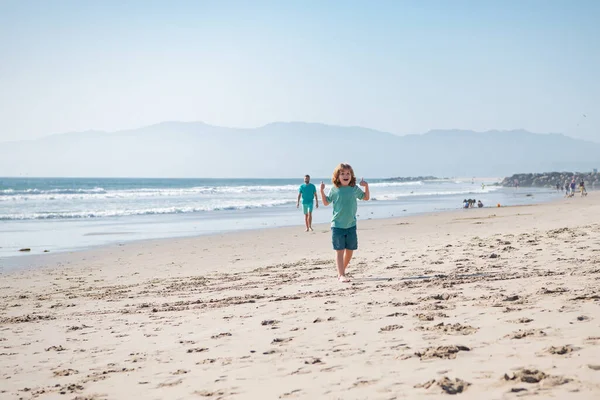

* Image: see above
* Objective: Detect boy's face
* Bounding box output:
[339,169,352,186]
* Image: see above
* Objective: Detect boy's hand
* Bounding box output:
[359,178,368,187]
[320,181,325,190]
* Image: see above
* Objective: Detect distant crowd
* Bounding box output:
[463,199,483,209]
[557,177,587,198]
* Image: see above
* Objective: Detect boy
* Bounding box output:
[320,163,370,282]
[297,175,318,231]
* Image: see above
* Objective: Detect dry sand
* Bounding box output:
[1,194,600,399]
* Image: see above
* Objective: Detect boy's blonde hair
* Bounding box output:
[332,163,356,188]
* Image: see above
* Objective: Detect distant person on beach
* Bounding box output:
[570,179,576,196]
[320,163,370,283]
[580,180,587,196]
[297,174,318,232]
[477,200,484,208]
[463,199,469,209]
[556,183,560,192]
[565,179,570,196]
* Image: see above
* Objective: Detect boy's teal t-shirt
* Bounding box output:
[326,185,365,228]
[298,183,317,204]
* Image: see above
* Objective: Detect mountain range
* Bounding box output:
[1,122,599,178]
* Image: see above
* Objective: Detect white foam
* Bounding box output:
[369,181,423,187]
[372,186,501,201]
[0,185,301,202]
[0,198,295,220]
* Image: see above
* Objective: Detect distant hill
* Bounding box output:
[1,122,599,178]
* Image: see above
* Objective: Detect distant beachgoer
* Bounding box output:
[580,180,587,196]
[556,183,560,192]
[481,183,485,190]
[463,199,469,209]
[477,200,484,208]
[320,163,370,283]
[570,179,576,196]
[297,174,318,232]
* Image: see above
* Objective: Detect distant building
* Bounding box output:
[594,168,598,174]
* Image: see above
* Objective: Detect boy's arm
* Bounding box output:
[320,182,330,206]
[359,178,370,201]
[362,183,370,201]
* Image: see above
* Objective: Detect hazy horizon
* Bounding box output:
[1,121,599,178]
[1,120,597,145]
[1,1,598,144]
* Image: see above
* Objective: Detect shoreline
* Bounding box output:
[1,179,557,261]
[2,191,565,273]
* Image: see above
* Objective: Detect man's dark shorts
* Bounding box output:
[331,225,358,250]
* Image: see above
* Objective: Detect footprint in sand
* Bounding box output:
[505,329,546,339]
[45,345,67,352]
[352,379,378,388]
[272,337,293,344]
[417,322,478,335]
[414,377,471,394]
[279,389,302,398]
[511,317,533,324]
[304,357,323,365]
[187,347,209,353]
[172,369,189,375]
[157,379,183,388]
[386,312,408,317]
[503,368,571,386]
[211,332,232,339]
[545,345,577,355]
[379,324,403,333]
[415,345,470,360]
[52,369,78,377]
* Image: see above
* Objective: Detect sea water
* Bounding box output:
[0,177,558,261]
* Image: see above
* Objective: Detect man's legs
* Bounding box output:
[302,204,310,231]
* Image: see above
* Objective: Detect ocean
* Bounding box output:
[0,177,558,261]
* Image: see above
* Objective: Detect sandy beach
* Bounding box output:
[1,194,599,399]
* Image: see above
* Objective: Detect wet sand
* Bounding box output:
[1,194,599,399]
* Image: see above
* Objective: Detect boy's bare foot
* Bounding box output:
[338,275,351,283]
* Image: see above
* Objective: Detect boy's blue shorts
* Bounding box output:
[331,225,358,250]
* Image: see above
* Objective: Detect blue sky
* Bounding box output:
[0,0,598,142]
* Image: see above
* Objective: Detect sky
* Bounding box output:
[0,0,599,143]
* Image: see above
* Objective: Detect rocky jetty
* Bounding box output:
[500,172,600,188]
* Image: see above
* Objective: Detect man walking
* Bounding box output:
[297,174,318,231]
